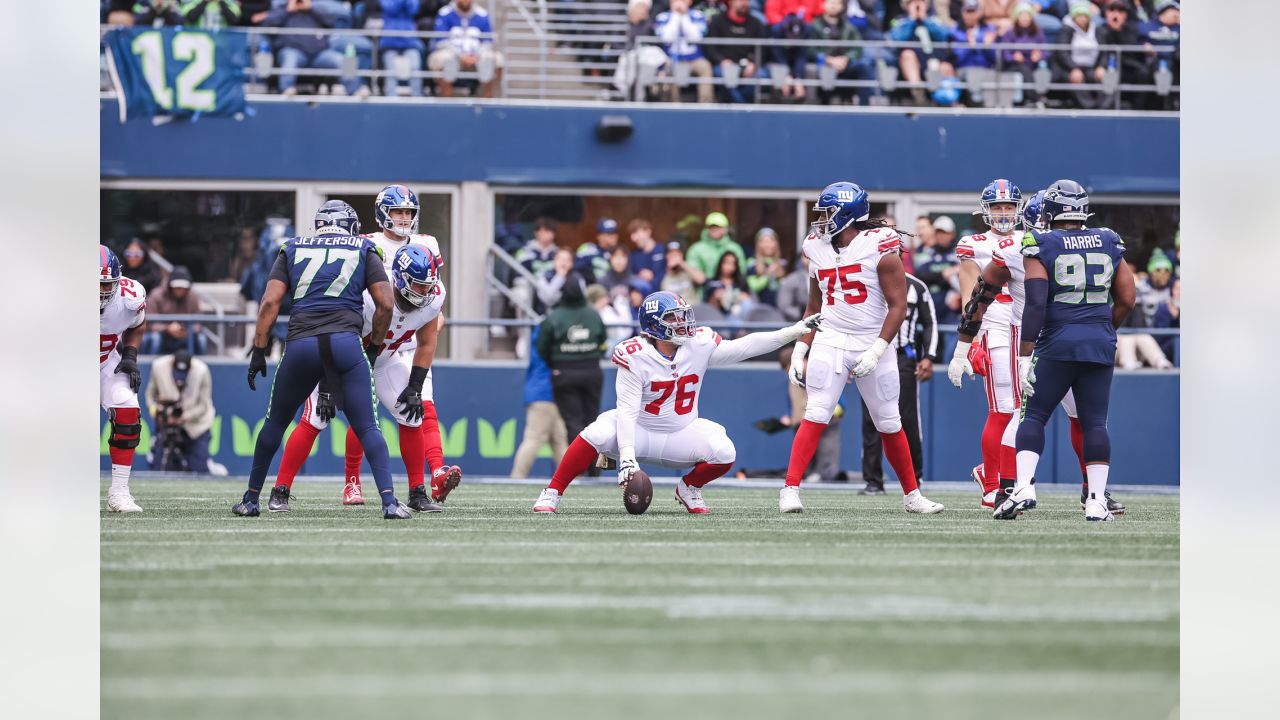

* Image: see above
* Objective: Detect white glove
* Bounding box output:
[852,338,889,378]
[617,449,638,487]
[947,340,975,388]
[789,341,809,387]
[1018,356,1036,398]
[782,313,822,342]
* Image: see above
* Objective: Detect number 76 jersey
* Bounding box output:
[802,227,902,348]
[610,329,721,433]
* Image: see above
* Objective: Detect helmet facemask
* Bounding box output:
[399,272,438,308]
[100,278,119,311]
[385,206,419,238]
[655,307,696,345]
[983,200,1023,234]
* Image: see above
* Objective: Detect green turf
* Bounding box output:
[101,481,1178,720]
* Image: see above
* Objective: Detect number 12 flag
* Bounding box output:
[104,27,248,122]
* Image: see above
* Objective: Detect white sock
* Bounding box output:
[110,464,130,494]
[1086,463,1109,502]
[905,489,920,499]
[1015,450,1039,490]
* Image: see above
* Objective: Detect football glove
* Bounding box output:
[247,345,267,390]
[852,338,889,378]
[789,341,809,387]
[365,343,382,369]
[395,366,428,424]
[782,313,823,342]
[947,341,975,388]
[315,389,336,424]
[617,449,638,487]
[1019,355,1036,398]
[115,346,142,392]
[967,341,991,377]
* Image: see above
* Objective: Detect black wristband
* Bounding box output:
[121,345,138,362]
[250,345,266,361]
[407,366,428,392]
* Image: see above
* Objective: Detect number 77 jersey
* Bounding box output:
[802,226,902,348]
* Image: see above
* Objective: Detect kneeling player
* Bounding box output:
[533,291,820,514]
[100,245,147,512]
[270,245,461,513]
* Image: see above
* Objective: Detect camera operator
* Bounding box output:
[146,349,223,474]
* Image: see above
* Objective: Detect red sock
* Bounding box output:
[421,401,444,474]
[683,462,732,488]
[108,407,140,468]
[999,442,1017,483]
[880,430,919,495]
[399,423,427,490]
[1068,416,1087,482]
[549,436,599,493]
[784,420,826,487]
[344,425,364,482]
[981,412,1012,493]
[277,423,320,489]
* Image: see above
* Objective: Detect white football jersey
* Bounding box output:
[990,233,1027,324]
[362,281,448,358]
[99,276,146,365]
[955,231,1015,331]
[802,226,902,349]
[610,327,720,433]
[364,232,443,272]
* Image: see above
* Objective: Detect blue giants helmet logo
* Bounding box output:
[375,184,420,238]
[638,291,696,345]
[392,244,439,308]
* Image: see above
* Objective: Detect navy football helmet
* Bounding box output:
[100,244,122,311]
[314,200,361,235]
[979,179,1024,233]
[1023,190,1047,230]
[392,244,440,308]
[638,291,696,345]
[811,182,870,239]
[1042,179,1092,223]
[375,184,419,238]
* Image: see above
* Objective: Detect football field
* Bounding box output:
[102,480,1179,720]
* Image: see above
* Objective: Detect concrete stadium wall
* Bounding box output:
[105,361,1179,485]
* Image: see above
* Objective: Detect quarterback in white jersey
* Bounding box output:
[364,183,443,273]
[532,291,821,514]
[779,182,944,515]
[99,246,147,513]
[272,244,461,513]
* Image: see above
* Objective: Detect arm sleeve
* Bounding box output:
[267,251,290,284]
[916,280,941,361]
[365,251,390,286]
[1021,277,1049,346]
[710,328,794,366]
[614,367,644,459]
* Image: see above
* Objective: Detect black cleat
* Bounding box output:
[1082,484,1126,515]
[267,485,291,513]
[232,494,260,517]
[858,481,886,496]
[383,501,413,520]
[407,485,444,513]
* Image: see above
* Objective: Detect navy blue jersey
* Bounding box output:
[104,28,247,122]
[275,233,387,340]
[1022,227,1126,364]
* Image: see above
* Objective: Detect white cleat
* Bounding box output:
[903,489,944,514]
[532,488,561,514]
[992,484,1037,520]
[981,490,996,509]
[778,486,804,513]
[1084,497,1115,522]
[107,492,143,513]
[674,480,709,514]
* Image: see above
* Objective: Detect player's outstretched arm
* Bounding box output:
[614,368,644,484]
[787,277,824,386]
[709,314,822,367]
[1111,259,1137,328]
[248,278,287,389]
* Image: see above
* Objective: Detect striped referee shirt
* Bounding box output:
[896,273,940,362]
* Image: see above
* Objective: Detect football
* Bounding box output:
[622,469,652,515]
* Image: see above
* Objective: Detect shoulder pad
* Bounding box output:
[368,240,386,260]
[1020,231,1040,252]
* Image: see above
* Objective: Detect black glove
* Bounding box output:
[115,346,141,392]
[395,366,428,424]
[247,345,267,390]
[365,343,382,370]
[315,387,336,424]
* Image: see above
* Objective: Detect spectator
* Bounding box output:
[226,228,259,284]
[1139,0,1178,88]
[980,0,1018,33]
[809,0,866,106]
[999,2,1047,104]
[263,0,367,97]
[105,0,136,24]
[686,212,747,291]
[610,0,666,99]
[746,227,788,307]
[121,239,165,293]
[1097,1,1152,107]
[146,349,224,475]
[181,0,244,27]
[377,0,427,97]
[654,0,715,103]
[429,0,504,98]
[766,0,825,101]
[888,0,951,105]
[134,0,184,25]
[510,325,570,479]
[776,252,811,321]
[660,242,702,306]
[776,344,844,482]
[143,266,208,355]
[517,217,560,279]
[599,246,639,297]
[588,283,634,349]
[535,276,607,442]
[703,251,753,317]
[706,0,771,104]
[1119,252,1176,369]
[576,217,621,282]
[628,219,667,286]
[534,248,578,311]
[1051,1,1104,109]
[913,216,960,323]
[1026,1,1067,37]
[947,0,999,79]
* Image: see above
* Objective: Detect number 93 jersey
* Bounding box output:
[1022,227,1125,364]
[802,227,902,349]
[361,281,448,358]
[610,328,721,433]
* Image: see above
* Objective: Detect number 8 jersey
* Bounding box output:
[802,226,902,349]
[610,328,721,433]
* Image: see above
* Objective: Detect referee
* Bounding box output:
[858,272,940,495]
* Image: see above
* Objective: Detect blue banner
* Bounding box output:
[104,28,247,122]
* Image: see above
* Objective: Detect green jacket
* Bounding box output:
[686,229,747,285]
[536,302,607,365]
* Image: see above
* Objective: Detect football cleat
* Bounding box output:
[533,488,561,513]
[1084,497,1115,522]
[267,485,291,513]
[674,480,709,514]
[903,490,944,514]
[1081,485,1125,515]
[778,486,804,513]
[858,481,886,496]
[383,501,413,520]
[232,494,260,517]
[407,485,444,513]
[992,484,1037,520]
[343,478,365,506]
[980,490,996,509]
[431,465,463,503]
[106,492,143,513]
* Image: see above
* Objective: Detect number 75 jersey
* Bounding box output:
[802,227,902,348]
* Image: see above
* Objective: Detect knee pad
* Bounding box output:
[708,433,736,465]
[875,415,902,434]
[803,402,835,424]
[108,407,142,449]
[578,416,614,451]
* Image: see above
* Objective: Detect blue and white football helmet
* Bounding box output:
[638,291,696,345]
[979,179,1024,233]
[392,244,440,308]
[1023,190,1047,230]
[375,184,420,238]
[1041,179,1092,223]
[811,181,870,239]
[100,244,122,311]
[314,200,361,235]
